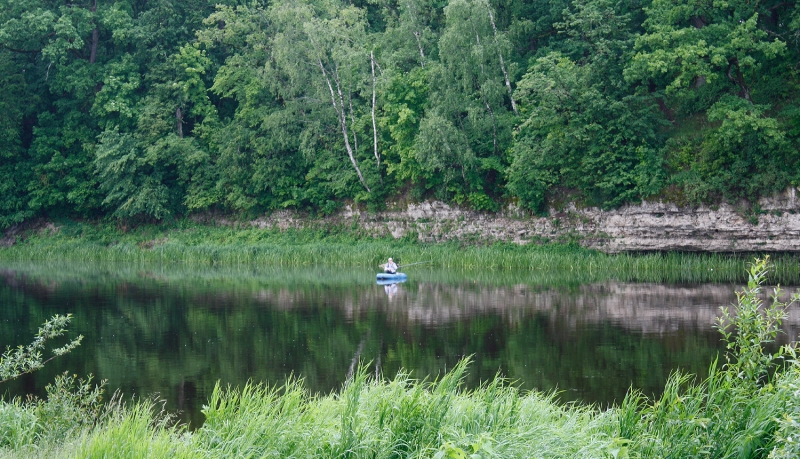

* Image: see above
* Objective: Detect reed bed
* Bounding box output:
[3,235,798,284]
[0,257,772,290]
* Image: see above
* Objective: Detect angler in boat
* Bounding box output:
[384,258,398,274]
[376,259,430,282]
[377,257,407,282]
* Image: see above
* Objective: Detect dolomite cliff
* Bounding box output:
[252,188,800,253]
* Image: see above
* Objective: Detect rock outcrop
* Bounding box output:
[252,188,800,253]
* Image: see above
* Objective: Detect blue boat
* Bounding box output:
[377,278,407,286]
[376,272,407,282]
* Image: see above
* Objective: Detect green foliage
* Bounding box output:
[682,97,797,203]
[94,130,172,220]
[770,355,800,459]
[626,258,800,458]
[1,0,800,222]
[0,400,36,450]
[0,314,83,385]
[509,52,662,212]
[627,0,786,102]
[0,315,105,453]
[381,67,430,184]
[716,256,798,384]
[35,373,107,441]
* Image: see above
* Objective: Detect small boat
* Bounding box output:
[376,272,407,282]
[377,277,408,286]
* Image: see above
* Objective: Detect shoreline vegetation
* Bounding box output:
[1,259,799,458]
[2,220,800,285]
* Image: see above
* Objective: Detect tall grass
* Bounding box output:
[2,222,798,284]
[0,256,779,290]
[191,358,621,459]
[74,399,192,459]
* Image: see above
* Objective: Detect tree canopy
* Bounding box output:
[2,0,800,224]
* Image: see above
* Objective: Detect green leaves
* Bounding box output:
[509,52,662,212]
[0,314,83,385]
[716,256,798,385]
[628,0,786,102]
[2,0,800,222]
[672,96,798,203]
[94,129,184,220]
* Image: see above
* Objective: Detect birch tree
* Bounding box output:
[270,1,375,194]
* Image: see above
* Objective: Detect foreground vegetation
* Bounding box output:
[3,220,800,285]
[1,259,799,458]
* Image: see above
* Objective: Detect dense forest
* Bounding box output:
[2,0,800,228]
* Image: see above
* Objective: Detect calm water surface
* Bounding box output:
[1,261,798,428]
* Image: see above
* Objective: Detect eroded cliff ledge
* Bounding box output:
[252,187,800,253]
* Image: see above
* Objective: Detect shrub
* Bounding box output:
[628,257,800,458]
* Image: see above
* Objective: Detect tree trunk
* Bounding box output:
[405,1,426,68]
[486,3,518,115]
[347,83,358,154]
[690,16,707,29]
[89,0,99,64]
[370,51,381,174]
[727,59,751,102]
[413,31,426,68]
[176,107,183,138]
[436,126,467,184]
[471,21,498,154]
[689,16,707,89]
[317,58,371,192]
[694,75,706,88]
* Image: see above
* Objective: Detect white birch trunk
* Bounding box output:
[405,1,426,68]
[370,51,380,171]
[486,4,518,115]
[317,58,371,192]
[413,31,426,68]
[471,22,498,154]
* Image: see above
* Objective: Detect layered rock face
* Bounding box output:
[253,188,800,253]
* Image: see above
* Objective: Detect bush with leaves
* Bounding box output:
[625,257,800,458]
[0,314,106,450]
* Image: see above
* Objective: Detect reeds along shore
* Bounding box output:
[1,260,800,457]
[2,223,799,284]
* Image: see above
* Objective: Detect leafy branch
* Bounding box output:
[0,314,83,385]
[716,256,799,385]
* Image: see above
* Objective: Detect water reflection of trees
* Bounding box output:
[1,267,798,428]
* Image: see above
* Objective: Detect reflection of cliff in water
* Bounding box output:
[254,282,800,341]
[5,264,799,339]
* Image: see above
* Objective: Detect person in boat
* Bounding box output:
[384,257,398,274]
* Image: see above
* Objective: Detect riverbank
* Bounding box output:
[7,190,800,255]
[1,220,799,284]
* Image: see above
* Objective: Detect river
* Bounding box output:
[1,261,798,428]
